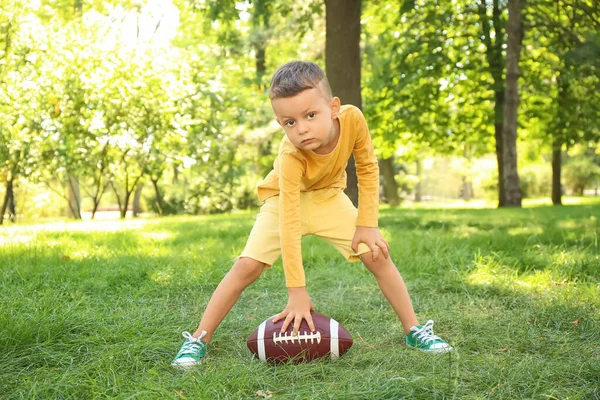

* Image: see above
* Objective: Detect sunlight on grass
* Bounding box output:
[140,231,175,241]
[451,224,482,238]
[0,219,155,243]
[150,267,174,285]
[402,196,600,209]
[467,263,556,293]
[507,226,543,236]
[405,199,494,209]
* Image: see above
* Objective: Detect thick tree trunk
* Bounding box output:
[379,157,399,207]
[479,0,507,207]
[0,178,14,225]
[551,140,562,205]
[325,0,362,206]
[133,183,144,217]
[415,159,423,202]
[502,0,522,207]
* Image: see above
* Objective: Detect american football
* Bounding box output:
[247,312,353,363]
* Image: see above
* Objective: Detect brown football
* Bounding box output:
[247,312,353,363]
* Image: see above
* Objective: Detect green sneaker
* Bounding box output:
[171,331,207,368]
[406,320,453,353]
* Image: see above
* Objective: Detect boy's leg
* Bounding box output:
[359,254,418,334]
[192,256,265,343]
[309,190,417,333]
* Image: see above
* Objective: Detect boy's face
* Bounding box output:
[271,85,341,154]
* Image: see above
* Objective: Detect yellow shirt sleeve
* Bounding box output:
[278,152,306,287]
[352,110,379,227]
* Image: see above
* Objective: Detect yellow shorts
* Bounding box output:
[240,188,371,268]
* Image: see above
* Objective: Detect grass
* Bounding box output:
[1,198,599,399]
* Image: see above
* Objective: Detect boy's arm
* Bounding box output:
[277,153,306,288]
[351,109,391,261]
[271,153,316,335]
[352,109,379,227]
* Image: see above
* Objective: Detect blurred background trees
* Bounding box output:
[0,0,598,223]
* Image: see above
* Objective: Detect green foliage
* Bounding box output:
[1,0,599,220]
[519,163,552,198]
[563,156,600,195]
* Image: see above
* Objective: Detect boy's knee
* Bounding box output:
[360,254,394,278]
[232,257,265,280]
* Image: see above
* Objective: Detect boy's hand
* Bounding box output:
[352,226,390,262]
[272,287,316,336]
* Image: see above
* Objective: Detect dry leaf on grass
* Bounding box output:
[571,318,580,327]
[256,389,273,398]
[175,390,186,399]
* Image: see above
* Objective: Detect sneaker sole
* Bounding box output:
[407,344,453,354]
[171,359,205,369]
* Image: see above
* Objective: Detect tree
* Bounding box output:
[0,1,47,223]
[522,1,600,205]
[325,0,362,206]
[502,0,523,206]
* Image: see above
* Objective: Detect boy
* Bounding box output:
[172,61,452,368]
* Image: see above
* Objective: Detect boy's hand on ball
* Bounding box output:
[272,287,316,336]
[352,227,390,262]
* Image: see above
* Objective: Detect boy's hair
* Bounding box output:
[269,61,333,100]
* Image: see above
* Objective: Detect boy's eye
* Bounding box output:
[285,120,295,127]
[307,112,316,119]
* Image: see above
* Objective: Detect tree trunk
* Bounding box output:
[479,0,507,207]
[379,157,399,207]
[151,178,165,216]
[462,176,473,201]
[133,183,144,217]
[8,181,16,222]
[66,173,82,219]
[494,96,505,207]
[253,0,269,92]
[325,0,362,206]
[0,178,13,225]
[502,0,522,207]
[121,194,130,219]
[462,146,473,201]
[415,159,423,202]
[551,139,562,205]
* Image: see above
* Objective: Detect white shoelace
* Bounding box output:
[180,331,207,353]
[410,320,442,344]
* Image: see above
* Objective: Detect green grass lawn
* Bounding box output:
[1,200,599,399]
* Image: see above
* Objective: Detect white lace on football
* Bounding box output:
[272,331,321,345]
[410,320,442,344]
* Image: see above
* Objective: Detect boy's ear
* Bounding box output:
[330,96,341,119]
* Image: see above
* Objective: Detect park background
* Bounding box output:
[0,0,598,221]
[1,0,599,399]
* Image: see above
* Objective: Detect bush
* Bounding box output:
[563,157,600,196]
[519,163,551,198]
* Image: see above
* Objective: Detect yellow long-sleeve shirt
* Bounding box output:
[257,105,379,287]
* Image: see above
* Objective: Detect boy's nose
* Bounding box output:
[297,123,309,134]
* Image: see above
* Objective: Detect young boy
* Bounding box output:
[172,61,452,368]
